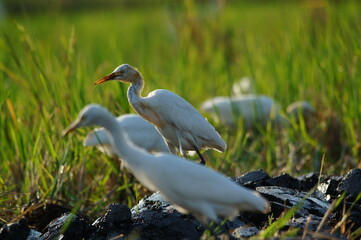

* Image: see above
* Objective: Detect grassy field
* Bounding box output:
[1,0,361,237]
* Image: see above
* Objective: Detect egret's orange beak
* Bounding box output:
[94,72,116,85]
[62,120,81,137]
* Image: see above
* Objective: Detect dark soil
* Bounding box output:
[1,168,360,240]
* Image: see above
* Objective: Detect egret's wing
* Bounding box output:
[83,128,110,146]
[144,90,225,150]
[153,155,251,205]
[117,114,167,152]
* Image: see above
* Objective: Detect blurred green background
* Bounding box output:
[1,0,360,225]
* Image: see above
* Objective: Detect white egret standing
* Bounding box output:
[63,104,269,224]
[84,114,169,156]
[201,95,287,129]
[201,96,314,130]
[286,100,315,119]
[94,64,226,165]
[205,77,314,130]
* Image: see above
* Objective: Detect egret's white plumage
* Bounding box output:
[201,94,315,130]
[84,114,169,156]
[201,95,287,129]
[286,100,315,119]
[63,104,269,224]
[95,64,226,164]
[232,77,254,96]
[208,77,314,129]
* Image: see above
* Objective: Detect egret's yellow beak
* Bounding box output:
[62,120,81,137]
[94,72,117,85]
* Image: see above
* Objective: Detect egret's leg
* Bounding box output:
[193,145,206,165]
[178,137,185,156]
[165,141,178,155]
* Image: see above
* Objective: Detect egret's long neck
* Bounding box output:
[98,111,146,167]
[127,81,143,102]
[127,80,149,117]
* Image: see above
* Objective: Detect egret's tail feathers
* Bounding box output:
[213,138,227,152]
[83,130,109,147]
[242,191,269,213]
[83,132,98,146]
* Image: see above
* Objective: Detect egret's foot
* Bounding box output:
[193,145,206,165]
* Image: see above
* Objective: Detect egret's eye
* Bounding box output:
[119,70,125,75]
[80,116,86,121]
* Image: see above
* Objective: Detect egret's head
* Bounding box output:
[287,101,314,117]
[62,104,108,136]
[94,64,142,85]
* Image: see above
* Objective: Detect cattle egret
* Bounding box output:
[201,95,315,130]
[201,95,287,129]
[84,114,169,156]
[232,77,254,96]
[210,77,314,130]
[94,64,226,165]
[63,104,269,224]
[286,100,315,119]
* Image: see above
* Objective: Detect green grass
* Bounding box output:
[1,0,360,237]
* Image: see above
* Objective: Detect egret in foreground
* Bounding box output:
[94,64,226,165]
[84,114,169,156]
[63,104,269,224]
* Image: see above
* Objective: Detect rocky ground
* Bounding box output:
[1,168,360,240]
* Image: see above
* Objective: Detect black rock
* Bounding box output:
[265,173,302,190]
[297,172,319,191]
[90,204,132,240]
[233,169,270,189]
[0,218,30,240]
[40,212,94,240]
[131,192,203,240]
[346,203,361,232]
[224,218,246,230]
[93,203,131,227]
[25,203,72,232]
[268,201,292,218]
[232,225,260,238]
[238,211,269,229]
[9,170,360,240]
[257,186,329,219]
[215,219,254,239]
[330,201,361,233]
[27,229,42,240]
[289,215,323,231]
[337,168,361,202]
[131,212,202,240]
[317,176,343,201]
[286,215,347,240]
